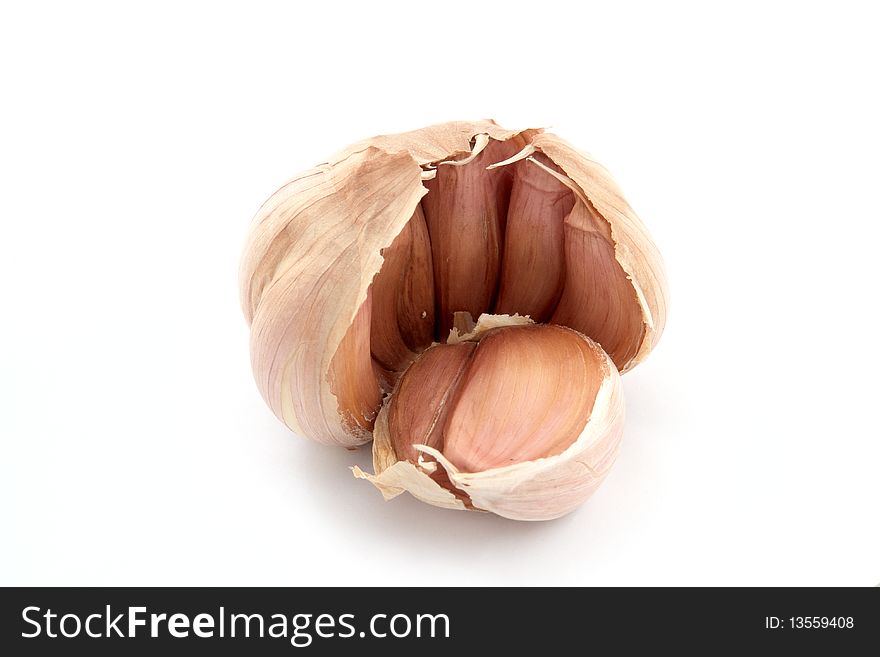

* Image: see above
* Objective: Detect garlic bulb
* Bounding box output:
[239,120,667,520]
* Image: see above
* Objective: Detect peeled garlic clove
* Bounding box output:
[353,314,624,521]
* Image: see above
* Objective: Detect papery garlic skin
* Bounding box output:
[239,120,666,453]
[239,149,422,446]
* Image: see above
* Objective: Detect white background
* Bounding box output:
[2,1,878,586]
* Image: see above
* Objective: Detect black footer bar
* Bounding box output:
[1,587,877,654]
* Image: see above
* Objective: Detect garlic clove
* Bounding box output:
[531,133,669,371]
[368,219,417,373]
[550,199,646,369]
[369,205,435,374]
[395,204,435,353]
[420,138,520,340]
[493,155,574,322]
[441,324,603,471]
[354,314,624,521]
